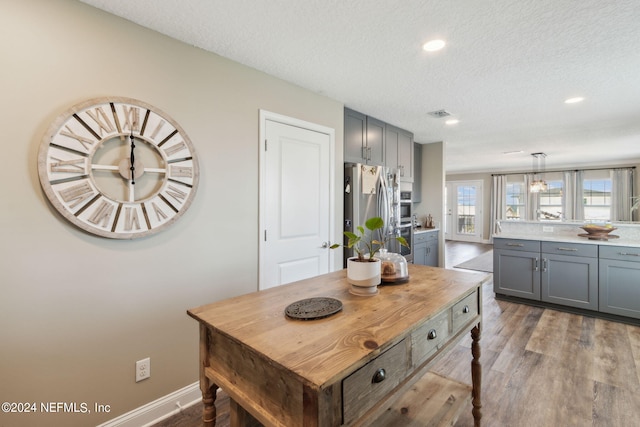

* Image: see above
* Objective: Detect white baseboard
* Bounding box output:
[96,382,201,427]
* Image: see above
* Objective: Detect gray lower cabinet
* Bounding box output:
[494,238,598,309]
[541,242,598,310]
[599,245,640,319]
[414,231,438,266]
[493,238,541,300]
[495,237,640,320]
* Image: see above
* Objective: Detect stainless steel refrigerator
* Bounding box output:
[343,163,408,265]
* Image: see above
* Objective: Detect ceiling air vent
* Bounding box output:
[427,109,452,118]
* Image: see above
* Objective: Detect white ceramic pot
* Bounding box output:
[346,257,381,296]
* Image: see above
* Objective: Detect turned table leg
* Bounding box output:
[471,324,482,427]
[200,323,218,426]
[202,383,218,426]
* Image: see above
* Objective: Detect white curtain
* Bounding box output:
[611,168,634,221]
[490,175,506,241]
[562,170,584,220]
[524,174,539,220]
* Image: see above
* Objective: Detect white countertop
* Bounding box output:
[414,228,439,235]
[493,233,640,248]
[494,220,640,248]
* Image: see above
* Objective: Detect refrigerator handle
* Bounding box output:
[378,170,390,238]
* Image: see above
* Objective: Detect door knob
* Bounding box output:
[321,242,329,248]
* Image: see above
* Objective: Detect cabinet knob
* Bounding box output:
[427,329,437,340]
[463,305,470,314]
[372,368,386,383]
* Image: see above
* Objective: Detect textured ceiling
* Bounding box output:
[79,0,640,174]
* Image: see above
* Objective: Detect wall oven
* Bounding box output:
[400,191,412,223]
[397,222,413,262]
[397,190,413,262]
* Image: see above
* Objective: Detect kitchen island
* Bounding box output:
[494,221,640,323]
[188,265,488,426]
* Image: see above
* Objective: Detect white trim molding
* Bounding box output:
[96,382,201,427]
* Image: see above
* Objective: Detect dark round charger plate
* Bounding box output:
[285,297,343,320]
[381,275,410,285]
[578,233,619,241]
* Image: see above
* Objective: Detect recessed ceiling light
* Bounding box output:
[564,97,584,104]
[423,39,446,52]
[445,119,459,125]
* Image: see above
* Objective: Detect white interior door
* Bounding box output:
[446,180,483,243]
[259,111,335,290]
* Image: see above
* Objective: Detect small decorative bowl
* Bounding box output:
[579,224,617,236]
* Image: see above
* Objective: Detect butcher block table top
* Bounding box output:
[188,264,488,426]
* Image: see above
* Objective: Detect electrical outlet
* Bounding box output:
[542,226,554,232]
[136,357,150,382]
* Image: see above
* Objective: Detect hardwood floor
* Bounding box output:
[154,241,640,427]
[445,240,493,269]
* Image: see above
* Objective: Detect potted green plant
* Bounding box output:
[331,217,408,295]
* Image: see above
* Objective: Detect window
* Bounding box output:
[538,179,563,220]
[506,180,525,219]
[490,167,633,230]
[583,177,612,221]
[457,185,476,234]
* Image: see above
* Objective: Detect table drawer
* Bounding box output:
[541,241,597,258]
[342,339,409,424]
[494,238,539,252]
[452,290,479,333]
[411,309,450,368]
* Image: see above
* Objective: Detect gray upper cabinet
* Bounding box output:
[344,108,367,164]
[386,125,414,182]
[540,242,598,310]
[599,246,640,319]
[344,108,414,172]
[344,108,385,166]
[366,116,385,166]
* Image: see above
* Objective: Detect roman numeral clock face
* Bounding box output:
[37,97,199,239]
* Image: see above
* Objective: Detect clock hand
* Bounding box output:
[129,131,136,185]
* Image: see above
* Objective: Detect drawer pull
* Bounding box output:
[506,243,524,247]
[372,368,386,384]
[463,305,470,314]
[619,252,640,257]
[557,247,578,252]
[427,329,437,340]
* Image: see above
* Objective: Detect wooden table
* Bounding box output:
[188,265,486,426]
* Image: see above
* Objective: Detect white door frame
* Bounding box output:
[446,180,484,243]
[258,110,336,289]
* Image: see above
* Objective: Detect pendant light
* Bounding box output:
[530,152,548,193]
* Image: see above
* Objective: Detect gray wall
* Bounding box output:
[1,1,343,425]
[413,142,445,266]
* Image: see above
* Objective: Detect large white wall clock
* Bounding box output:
[37,97,199,239]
